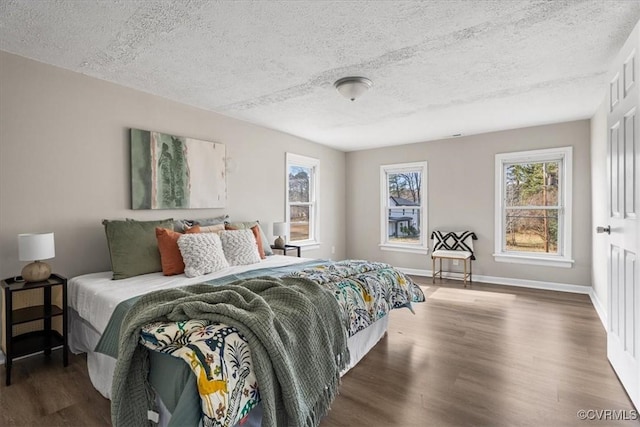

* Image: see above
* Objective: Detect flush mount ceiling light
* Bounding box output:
[334,76,373,101]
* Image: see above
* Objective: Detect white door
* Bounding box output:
[607,21,640,410]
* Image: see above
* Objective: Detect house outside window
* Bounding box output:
[494,146,574,268]
[286,153,319,246]
[380,161,428,254]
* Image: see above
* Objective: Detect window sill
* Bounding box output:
[379,244,429,255]
[493,253,574,268]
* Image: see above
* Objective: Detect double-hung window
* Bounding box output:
[286,153,319,246]
[494,146,573,267]
[379,161,428,254]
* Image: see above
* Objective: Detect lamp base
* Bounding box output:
[21,261,51,282]
[273,236,285,249]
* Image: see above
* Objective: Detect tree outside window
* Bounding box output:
[494,146,573,268]
[387,172,422,244]
[380,162,428,254]
[288,165,312,241]
[286,153,319,245]
[505,161,559,253]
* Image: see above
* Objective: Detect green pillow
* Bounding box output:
[103,218,174,280]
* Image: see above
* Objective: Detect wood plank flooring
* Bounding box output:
[0,277,637,426]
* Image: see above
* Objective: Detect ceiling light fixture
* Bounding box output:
[334,76,373,101]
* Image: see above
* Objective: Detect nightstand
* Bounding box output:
[1,273,68,385]
[270,244,301,257]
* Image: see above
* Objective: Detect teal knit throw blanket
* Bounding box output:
[111,276,350,427]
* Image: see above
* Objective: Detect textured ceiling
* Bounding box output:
[1,1,639,151]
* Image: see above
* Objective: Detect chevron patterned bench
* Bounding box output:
[431,231,477,286]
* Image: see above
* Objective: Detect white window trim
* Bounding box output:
[286,153,319,246]
[493,146,574,268]
[379,161,428,254]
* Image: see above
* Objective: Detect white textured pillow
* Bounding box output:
[219,229,262,266]
[177,232,229,278]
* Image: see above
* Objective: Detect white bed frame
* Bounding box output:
[69,309,388,399]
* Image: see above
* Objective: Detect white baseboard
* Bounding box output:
[589,289,608,330]
[401,268,611,329]
[399,268,592,295]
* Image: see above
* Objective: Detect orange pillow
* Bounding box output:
[184,225,201,234]
[155,227,185,275]
[250,225,266,259]
[225,224,265,259]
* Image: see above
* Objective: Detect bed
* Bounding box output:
[68,218,425,426]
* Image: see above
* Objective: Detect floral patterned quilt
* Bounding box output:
[139,260,425,426]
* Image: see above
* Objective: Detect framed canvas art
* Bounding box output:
[131,129,226,209]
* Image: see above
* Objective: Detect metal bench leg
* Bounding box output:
[432,257,435,283]
[463,258,468,287]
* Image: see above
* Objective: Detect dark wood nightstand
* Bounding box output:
[270,244,301,257]
[1,273,68,385]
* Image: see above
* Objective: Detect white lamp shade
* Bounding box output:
[273,222,289,236]
[18,232,55,261]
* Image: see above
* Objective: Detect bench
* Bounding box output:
[431,231,477,286]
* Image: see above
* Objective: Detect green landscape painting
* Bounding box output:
[131,129,226,209]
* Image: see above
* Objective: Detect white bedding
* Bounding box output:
[69,255,308,336]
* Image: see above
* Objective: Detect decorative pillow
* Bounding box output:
[155,228,185,276]
[184,225,202,234]
[194,215,229,226]
[257,222,273,256]
[174,214,228,232]
[225,220,273,256]
[219,229,262,266]
[173,220,188,233]
[103,218,174,280]
[185,223,225,234]
[249,225,266,259]
[177,233,229,278]
[225,224,266,259]
[431,231,477,259]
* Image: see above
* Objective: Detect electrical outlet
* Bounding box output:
[331,246,335,254]
[452,259,459,266]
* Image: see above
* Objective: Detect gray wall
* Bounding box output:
[0,51,346,279]
[345,121,592,287]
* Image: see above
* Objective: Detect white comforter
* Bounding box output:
[68,255,310,336]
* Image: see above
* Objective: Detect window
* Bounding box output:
[286,153,319,246]
[494,146,573,267]
[380,162,428,254]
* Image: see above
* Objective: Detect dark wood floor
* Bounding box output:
[1,278,637,426]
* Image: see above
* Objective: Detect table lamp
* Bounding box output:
[18,232,55,282]
[272,222,289,249]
